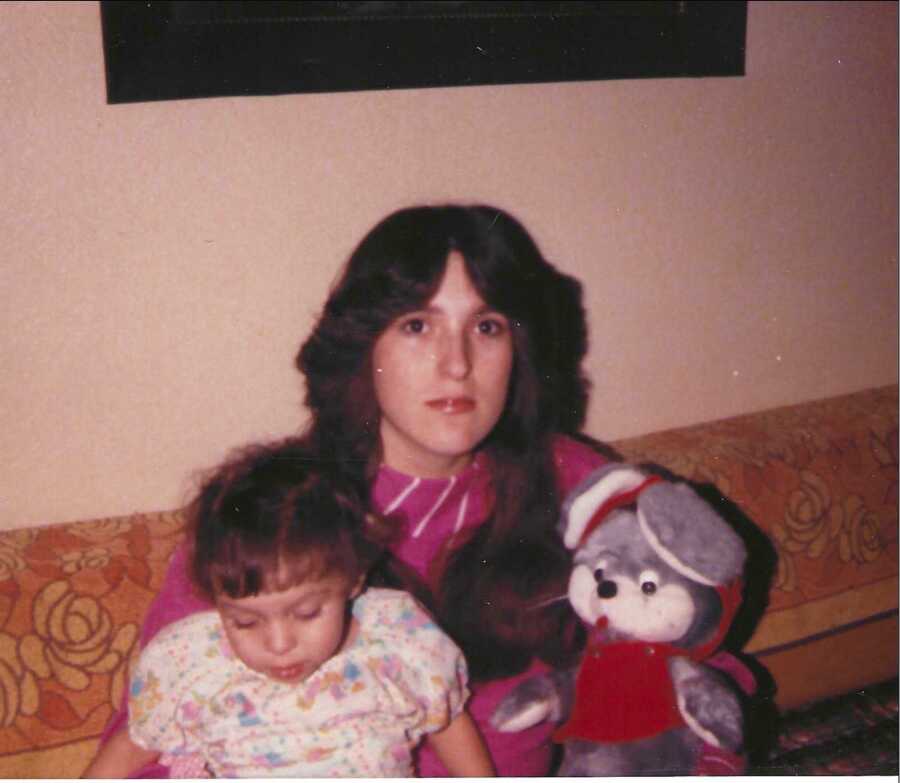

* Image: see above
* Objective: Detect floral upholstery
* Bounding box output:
[0,385,896,777]
[0,513,185,777]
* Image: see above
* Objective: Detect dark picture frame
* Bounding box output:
[100,1,747,105]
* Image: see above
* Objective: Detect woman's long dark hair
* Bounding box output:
[297,204,591,679]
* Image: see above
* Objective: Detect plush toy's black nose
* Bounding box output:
[593,569,618,598]
[597,581,617,599]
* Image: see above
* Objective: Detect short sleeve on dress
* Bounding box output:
[128,613,215,756]
[371,590,470,736]
[415,637,469,734]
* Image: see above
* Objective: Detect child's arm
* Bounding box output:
[82,727,160,779]
[427,710,495,777]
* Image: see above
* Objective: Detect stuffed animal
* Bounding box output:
[491,463,747,776]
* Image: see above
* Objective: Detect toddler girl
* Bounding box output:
[85,438,493,778]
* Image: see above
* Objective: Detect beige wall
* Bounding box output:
[2,1,897,530]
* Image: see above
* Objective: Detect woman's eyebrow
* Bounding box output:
[417,304,501,317]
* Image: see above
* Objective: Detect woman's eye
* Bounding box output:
[400,317,427,335]
[476,317,507,336]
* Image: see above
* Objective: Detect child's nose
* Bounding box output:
[265,622,296,655]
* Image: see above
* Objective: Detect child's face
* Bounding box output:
[216,572,362,684]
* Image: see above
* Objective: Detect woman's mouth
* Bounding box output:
[425,397,475,413]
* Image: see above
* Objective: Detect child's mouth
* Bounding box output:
[269,663,307,682]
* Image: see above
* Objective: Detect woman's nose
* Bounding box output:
[438,331,471,379]
[264,622,296,655]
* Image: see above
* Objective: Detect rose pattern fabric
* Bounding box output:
[0,632,39,727]
[20,581,138,695]
[0,512,184,777]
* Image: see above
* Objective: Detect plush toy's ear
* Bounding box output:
[637,482,746,586]
[560,464,649,549]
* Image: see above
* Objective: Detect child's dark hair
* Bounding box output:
[188,437,390,601]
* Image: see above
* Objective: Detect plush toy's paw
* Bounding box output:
[490,674,565,733]
[669,656,744,753]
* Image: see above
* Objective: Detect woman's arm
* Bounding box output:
[83,727,160,778]
[427,710,495,777]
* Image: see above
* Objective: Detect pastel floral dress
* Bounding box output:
[128,588,468,777]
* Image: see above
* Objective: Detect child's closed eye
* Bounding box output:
[227,616,258,630]
[294,606,322,621]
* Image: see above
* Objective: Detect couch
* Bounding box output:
[0,385,896,777]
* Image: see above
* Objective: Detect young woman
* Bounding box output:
[100,204,751,776]
[85,439,492,778]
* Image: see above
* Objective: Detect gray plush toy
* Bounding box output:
[491,463,747,776]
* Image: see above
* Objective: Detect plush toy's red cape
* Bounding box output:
[554,638,685,743]
[553,581,742,744]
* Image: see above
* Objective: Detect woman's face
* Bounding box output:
[372,253,514,477]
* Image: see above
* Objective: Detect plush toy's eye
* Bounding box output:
[593,568,604,583]
[639,570,660,595]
